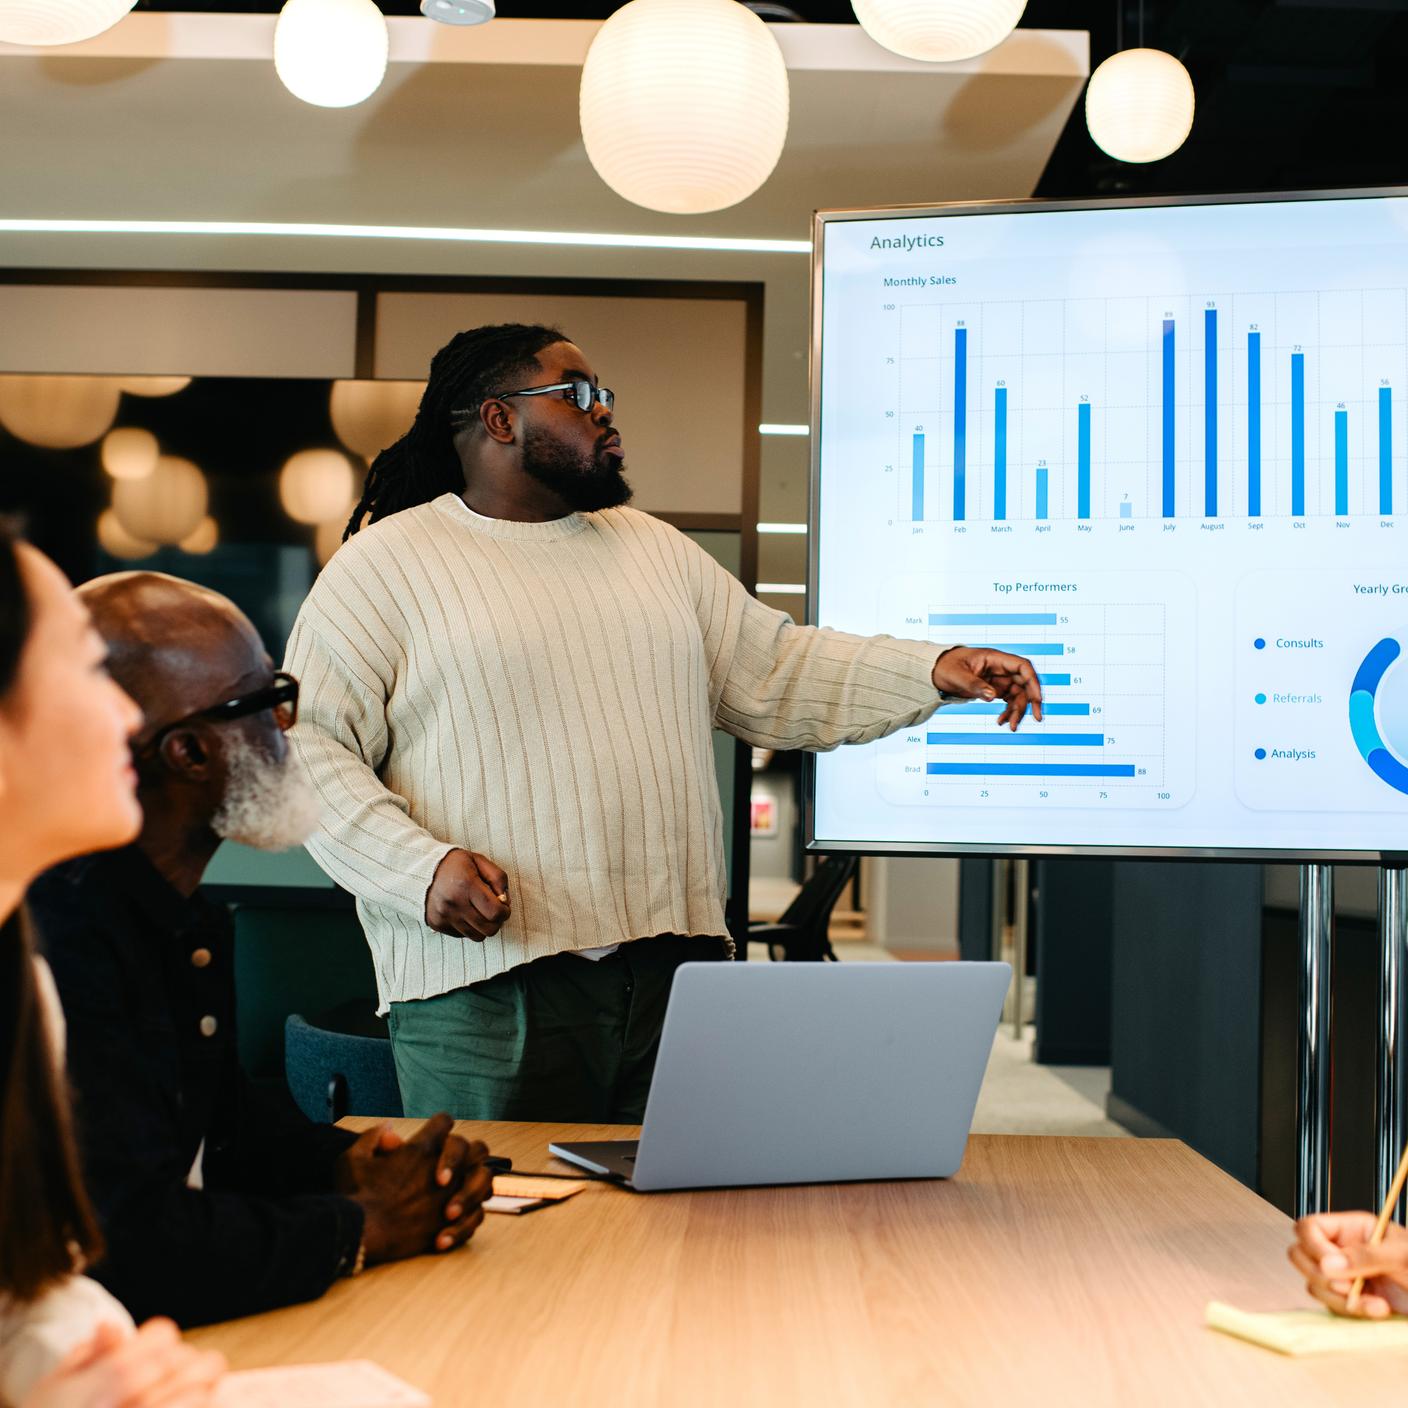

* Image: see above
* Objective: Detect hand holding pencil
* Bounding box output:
[1290,1212,1408,1319]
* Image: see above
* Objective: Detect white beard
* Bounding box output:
[211,733,323,851]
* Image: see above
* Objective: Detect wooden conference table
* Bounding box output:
[190,1121,1408,1407]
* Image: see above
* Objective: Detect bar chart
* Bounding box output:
[816,193,1408,855]
[895,289,1407,526]
[923,602,1168,791]
[870,573,1196,812]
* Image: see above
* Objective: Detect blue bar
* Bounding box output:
[1077,401,1091,519]
[1335,408,1349,515]
[1036,466,1049,520]
[992,643,1065,656]
[1292,353,1305,516]
[927,763,1137,778]
[1120,501,1132,519]
[912,432,924,521]
[929,612,1058,627]
[1039,673,1072,686]
[1381,387,1393,515]
[926,732,1104,747]
[1248,332,1261,516]
[1205,308,1218,516]
[1162,319,1175,516]
[953,328,968,521]
[994,386,1007,521]
[940,702,1092,717]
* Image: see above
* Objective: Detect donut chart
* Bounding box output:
[1350,638,1408,796]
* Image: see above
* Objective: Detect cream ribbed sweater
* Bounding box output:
[285,495,948,1011]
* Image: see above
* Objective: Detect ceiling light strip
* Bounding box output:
[759,423,809,435]
[0,217,809,255]
[756,582,806,595]
[757,522,807,534]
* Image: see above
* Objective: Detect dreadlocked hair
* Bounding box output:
[344,322,568,538]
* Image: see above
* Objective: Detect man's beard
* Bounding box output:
[212,733,323,852]
[521,423,633,512]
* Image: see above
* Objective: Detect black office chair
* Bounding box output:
[748,854,859,962]
[285,1002,404,1123]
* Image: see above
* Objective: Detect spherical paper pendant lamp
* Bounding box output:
[280,448,357,525]
[579,0,790,214]
[118,375,191,398]
[275,0,389,109]
[97,509,156,562]
[180,517,219,555]
[1085,48,1194,163]
[101,426,159,481]
[329,380,424,461]
[0,0,137,46]
[850,0,1026,63]
[112,456,208,545]
[0,375,121,449]
[314,520,345,567]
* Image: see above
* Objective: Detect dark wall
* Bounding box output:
[1034,859,1114,1066]
[1108,862,1264,1189]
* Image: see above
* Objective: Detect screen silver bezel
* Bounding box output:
[803,187,1408,864]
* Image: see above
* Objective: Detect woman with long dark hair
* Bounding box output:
[0,526,224,1407]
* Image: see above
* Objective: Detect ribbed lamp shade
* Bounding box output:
[579,0,790,214]
[274,0,389,109]
[850,0,1026,62]
[1085,48,1195,164]
[0,0,136,45]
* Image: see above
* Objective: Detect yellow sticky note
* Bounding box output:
[1206,1301,1408,1356]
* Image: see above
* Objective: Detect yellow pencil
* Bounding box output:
[1347,1140,1408,1312]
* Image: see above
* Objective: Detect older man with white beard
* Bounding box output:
[28,573,493,1329]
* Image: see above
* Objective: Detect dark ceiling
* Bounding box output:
[136,1,1408,200]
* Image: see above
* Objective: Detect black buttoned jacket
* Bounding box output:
[30,845,364,1327]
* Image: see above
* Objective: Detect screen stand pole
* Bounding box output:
[1377,866,1408,1218]
[994,859,1013,1023]
[1297,863,1334,1218]
[1010,859,1030,1040]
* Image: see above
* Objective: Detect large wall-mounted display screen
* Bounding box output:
[808,191,1408,860]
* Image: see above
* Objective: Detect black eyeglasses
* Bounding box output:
[453,379,614,423]
[140,671,300,754]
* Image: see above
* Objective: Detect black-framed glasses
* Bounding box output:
[453,379,614,422]
[140,671,300,754]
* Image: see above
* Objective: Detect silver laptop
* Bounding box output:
[549,960,1010,1191]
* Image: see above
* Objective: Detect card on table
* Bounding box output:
[485,1174,589,1214]
[214,1359,431,1406]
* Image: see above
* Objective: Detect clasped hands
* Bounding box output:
[335,1112,494,1264]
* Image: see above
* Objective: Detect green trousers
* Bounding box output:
[386,935,727,1123]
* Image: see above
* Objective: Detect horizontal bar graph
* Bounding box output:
[926,732,1105,747]
[941,701,1091,716]
[929,612,1058,626]
[916,599,1166,795]
[926,763,1138,778]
